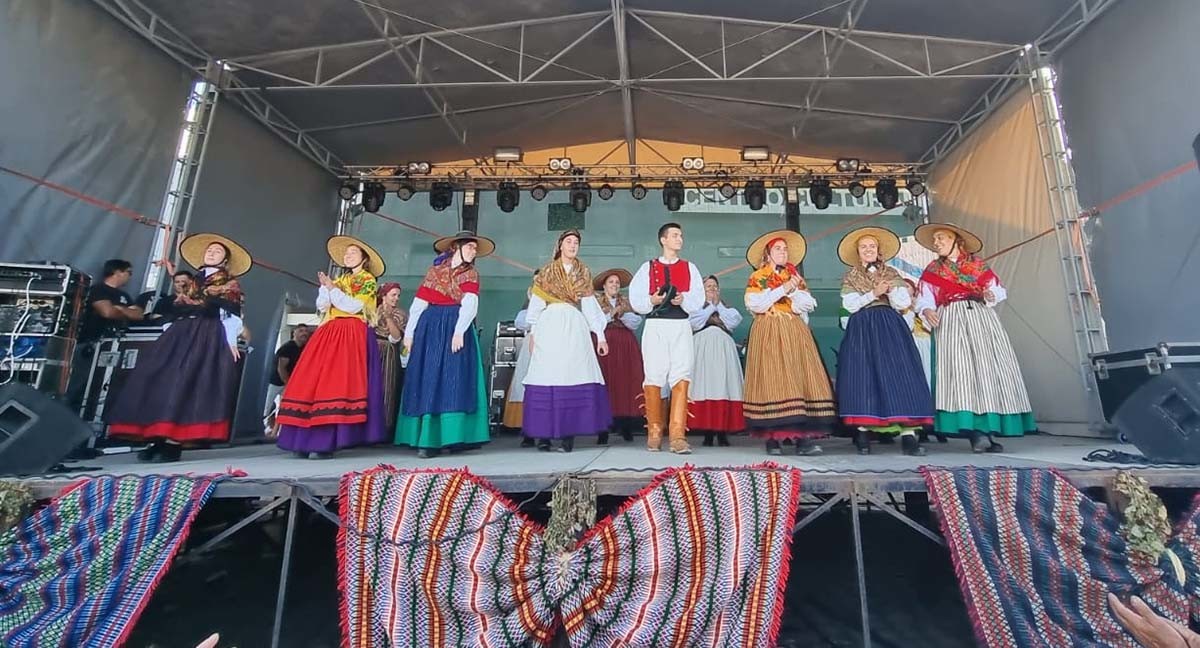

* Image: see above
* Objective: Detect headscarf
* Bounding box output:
[377,282,402,306]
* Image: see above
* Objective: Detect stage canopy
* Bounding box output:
[98,0,1115,173]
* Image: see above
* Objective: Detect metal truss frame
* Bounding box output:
[919,0,1124,166]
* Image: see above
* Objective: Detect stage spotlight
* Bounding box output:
[719,182,737,199]
[847,181,867,199]
[598,183,615,200]
[743,180,766,211]
[362,182,386,213]
[875,178,900,210]
[631,183,648,200]
[741,146,770,162]
[569,182,591,213]
[396,184,415,201]
[836,158,861,173]
[906,177,926,197]
[429,182,454,211]
[809,179,833,210]
[494,147,522,162]
[496,181,520,213]
[407,161,432,174]
[338,182,358,201]
[549,157,572,172]
[682,157,705,171]
[662,180,685,212]
[530,184,548,201]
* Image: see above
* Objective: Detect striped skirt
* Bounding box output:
[743,311,836,439]
[933,300,1035,436]
[836,306,933,430]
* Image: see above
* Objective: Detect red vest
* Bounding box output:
[648,258,691,295]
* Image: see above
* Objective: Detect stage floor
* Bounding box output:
[19,433,1200,498]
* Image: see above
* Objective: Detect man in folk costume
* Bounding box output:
[915,223,1035,452]
[629,222,705,454]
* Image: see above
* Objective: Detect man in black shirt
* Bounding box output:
[70,259,146,411]
[263,324,311,435]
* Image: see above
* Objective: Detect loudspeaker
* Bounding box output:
[1113,368,1200,464]
[0,382,93,475]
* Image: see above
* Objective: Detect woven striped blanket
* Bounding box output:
[339,465,800,648]
[0,475,220,648]
[923,467,1200,648]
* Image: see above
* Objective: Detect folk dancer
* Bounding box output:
[107,233,251,462]
[521,230,612,452]
[592,268,645,445]
[742,230,835,456]
[276,236,388,458]
[629,222,705,454]
[835,227,933,456]
[395,231,494,458]
[688,275,745,447]
[915,223,1035,452]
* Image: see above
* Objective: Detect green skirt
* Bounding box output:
[934,410,1037,437]
[394,340,491,450]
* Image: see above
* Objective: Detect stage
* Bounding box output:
[19,433,1200,499]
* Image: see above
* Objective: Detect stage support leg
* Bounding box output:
[850,487,872,648]
[271,490,299,648]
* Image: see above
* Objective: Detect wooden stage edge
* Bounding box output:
[9,434,1200,499]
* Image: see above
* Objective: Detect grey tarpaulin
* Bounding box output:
[1056,0,1200,351]
[0,0,191,283]
[928,92,1092,436]
[184,105,338,438]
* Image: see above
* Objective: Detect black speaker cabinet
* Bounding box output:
[1092,343,1200,422]
[0,382,93,475]
[1113,367,1200,464]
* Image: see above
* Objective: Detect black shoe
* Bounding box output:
[969,431,991,454]
[537,440,552,452]
[854,430,871,455]
[765,440,783,456]
[293,451,310,459]
[136,442,161,463]
[556,437,574,453]
[703,433,714,447]
[311,451,334,460]
[795,439,823,456]
[597,432,609,446]
[717,434,731,447]
[901,434,927,457]
[156,442,182,463]
[520,436,535,448]
[417,448,441,459]
[620,429,634,442]
[936,433,949,444]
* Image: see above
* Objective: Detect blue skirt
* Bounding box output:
[400,304,479,417]
[836,305,933,429]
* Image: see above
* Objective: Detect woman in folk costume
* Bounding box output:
[629,222,705,455]
[915,223,1035,452]
[395,231,494,458]
[522,230,612,452]
[502,276,535,446]
[835,227,934,456]
[742,230,835,456]
[592,267,645,445]
[688,275,745,447]
[107,233,250,463]
[276,236,388,458]
[375,282,407,429]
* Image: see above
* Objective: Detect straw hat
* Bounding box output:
[433,230,496,258]
[327,235,386,277]
[592,268,633,291]
[914,222,983,255]
[838,227,901,266]
[745,230,807,268]
[180,233,253,276]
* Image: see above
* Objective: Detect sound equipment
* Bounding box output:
[0,382,93,475]
[0,262,90,397]
[0,263,86,296]
[488,364,516,428]
[1112,368,1200,464]
[1091,343,1200,421]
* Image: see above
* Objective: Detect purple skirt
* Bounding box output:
[276,322,387,453]
[522,383,612,440]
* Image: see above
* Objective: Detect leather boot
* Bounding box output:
[643,386,664,452]
[668,380,692,454]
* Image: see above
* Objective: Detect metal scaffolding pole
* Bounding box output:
[1024,51,1108,431]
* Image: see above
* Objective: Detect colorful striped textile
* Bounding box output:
[923,467,1200,648]
[339,465,801,648]
[0,474,220,647]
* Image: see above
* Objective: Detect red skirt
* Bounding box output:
[691,400,745,433]
[594,324,645,419]
[277,317,369,427]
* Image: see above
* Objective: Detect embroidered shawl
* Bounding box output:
[415,259,480,305]
[374,306,407,340]
[597,292,633,321]
[176,267,244,317]
[746,263,806,314]
[327,269,377,323]
[532,258,593,305]
[919,253,998,307]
